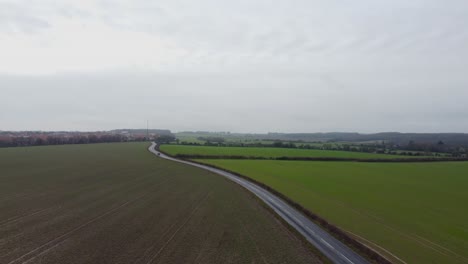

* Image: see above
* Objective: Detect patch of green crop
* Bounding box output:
[198,159,468,264]
[161,145,420,159]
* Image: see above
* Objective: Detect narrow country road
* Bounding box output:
[149,142,370,264]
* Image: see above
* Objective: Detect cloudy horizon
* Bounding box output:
[2,0,468,133]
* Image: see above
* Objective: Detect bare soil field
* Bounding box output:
[0,142,322,264]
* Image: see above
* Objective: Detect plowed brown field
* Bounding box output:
[0,142,322,264]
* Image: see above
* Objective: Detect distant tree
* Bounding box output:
[35,138,45,146]
[0,139,11,147]
[272,141,284,148]
[156,135,176,144]
[88,135,99,143]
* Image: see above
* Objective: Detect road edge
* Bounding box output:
[155,143,393,264]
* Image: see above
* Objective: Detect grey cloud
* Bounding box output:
[0,0,94,34]
[0,2,50,33]
[1,0,468,132]
[2,70,468,133]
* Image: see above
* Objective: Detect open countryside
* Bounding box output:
[3,1,468,263]
[191,159,468,264]
[0,143,322,264]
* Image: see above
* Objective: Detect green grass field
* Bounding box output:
[175,133,274,145]
[197,159,468,264]
[161,145,419,159]
[0,143,322,264]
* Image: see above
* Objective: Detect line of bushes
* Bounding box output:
[175,140,466,158]
[0,135,146,148]
[174,154,468,163]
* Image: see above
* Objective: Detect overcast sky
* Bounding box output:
[1,0,468,133]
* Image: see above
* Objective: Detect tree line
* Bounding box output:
[0,134,146,148]
[175,139,467,158]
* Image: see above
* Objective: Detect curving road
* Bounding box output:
[149,143,369,264]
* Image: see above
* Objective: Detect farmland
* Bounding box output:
[161,145,423,159]
[0,143,322,264]
[196,159,468,264]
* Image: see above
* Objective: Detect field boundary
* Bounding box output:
[171,154,468,163]
[156,144,393,264]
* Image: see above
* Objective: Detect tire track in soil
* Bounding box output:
[7,197,142,264]
[0,176,168,261]
[129,186,210,263]
[134,217,182,264]
[0,168,151,216]
[0,207,54,228]
[0,173,150,229]
[344,230,408,264]
[0,193,29,203]
[6,180,167,264]
[0,166,164,221]
[144,192,212,264]
[238,211,269,264]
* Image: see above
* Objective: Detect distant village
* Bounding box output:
[0,129,174,148]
